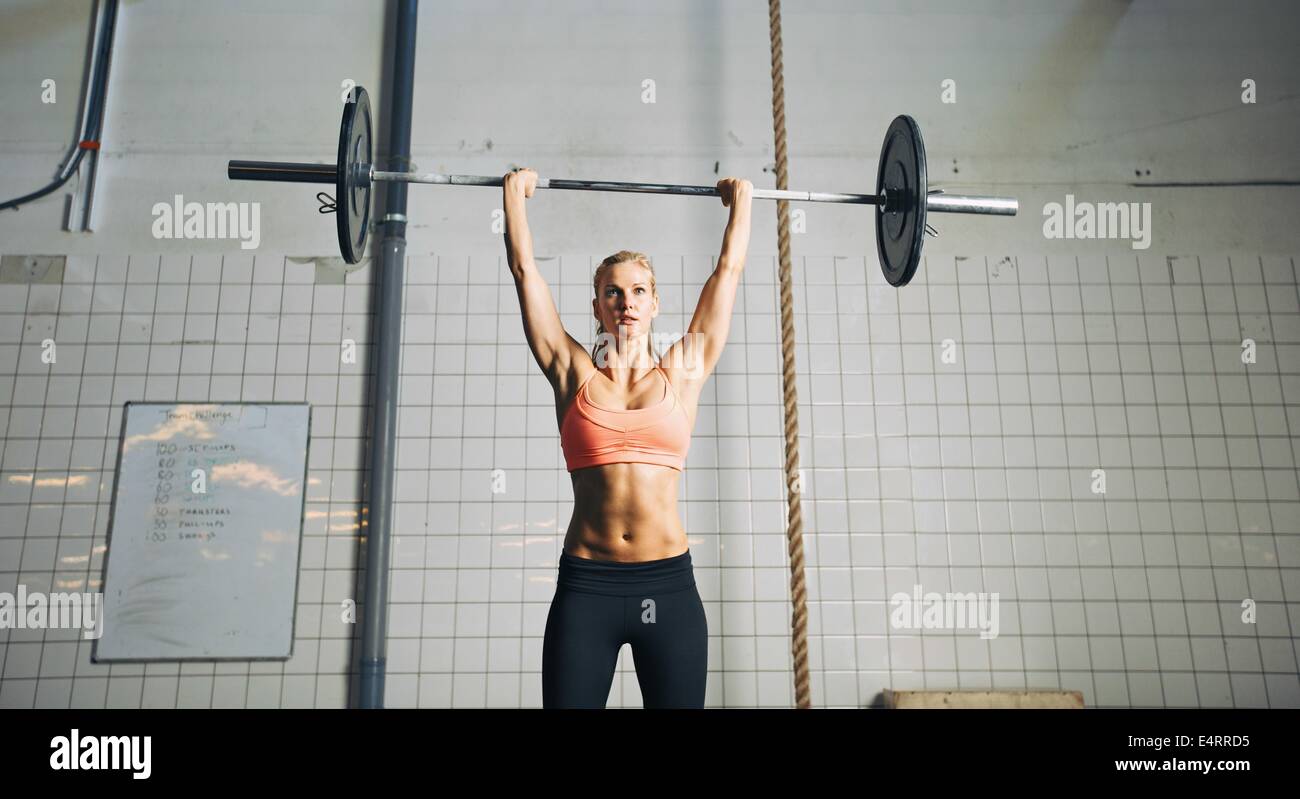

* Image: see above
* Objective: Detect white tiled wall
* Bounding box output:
[0,251,1296,708]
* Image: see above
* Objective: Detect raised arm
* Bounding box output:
[662,178,753,381]
[503,169,590,389]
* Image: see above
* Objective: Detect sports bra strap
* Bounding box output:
[656,364,685,407]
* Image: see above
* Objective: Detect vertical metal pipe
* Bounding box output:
[358,0,418,709]
[63,0,119,231]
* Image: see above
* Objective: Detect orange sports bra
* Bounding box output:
[560,365,692,472]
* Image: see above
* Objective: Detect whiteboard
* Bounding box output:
[94,403,311,661]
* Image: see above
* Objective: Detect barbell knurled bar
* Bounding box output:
[228,161,1017,212]
[376,171,1020,216]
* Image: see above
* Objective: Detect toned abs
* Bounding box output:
[564,463,687,561]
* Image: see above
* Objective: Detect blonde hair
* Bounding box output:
[590,250,658,364]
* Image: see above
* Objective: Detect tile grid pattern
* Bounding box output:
[0,252,1296,708]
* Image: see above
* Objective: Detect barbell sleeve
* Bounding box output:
[228,160,337,184]
[926,193,1018,216]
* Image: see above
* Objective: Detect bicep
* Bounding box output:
[513,265,589,386]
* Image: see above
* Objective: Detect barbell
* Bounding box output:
[228,86,1017,286]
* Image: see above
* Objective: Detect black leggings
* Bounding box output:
[542,549,707,709]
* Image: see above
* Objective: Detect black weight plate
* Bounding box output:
[875,115,927,287]
[337,86,372,264]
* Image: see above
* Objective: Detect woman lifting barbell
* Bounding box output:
[502,165,753,709]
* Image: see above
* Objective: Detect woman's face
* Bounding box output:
[594,261,658,341]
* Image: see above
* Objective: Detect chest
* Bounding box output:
[554,372,701,430]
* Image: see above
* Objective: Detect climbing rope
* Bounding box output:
[768,0,811,709]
